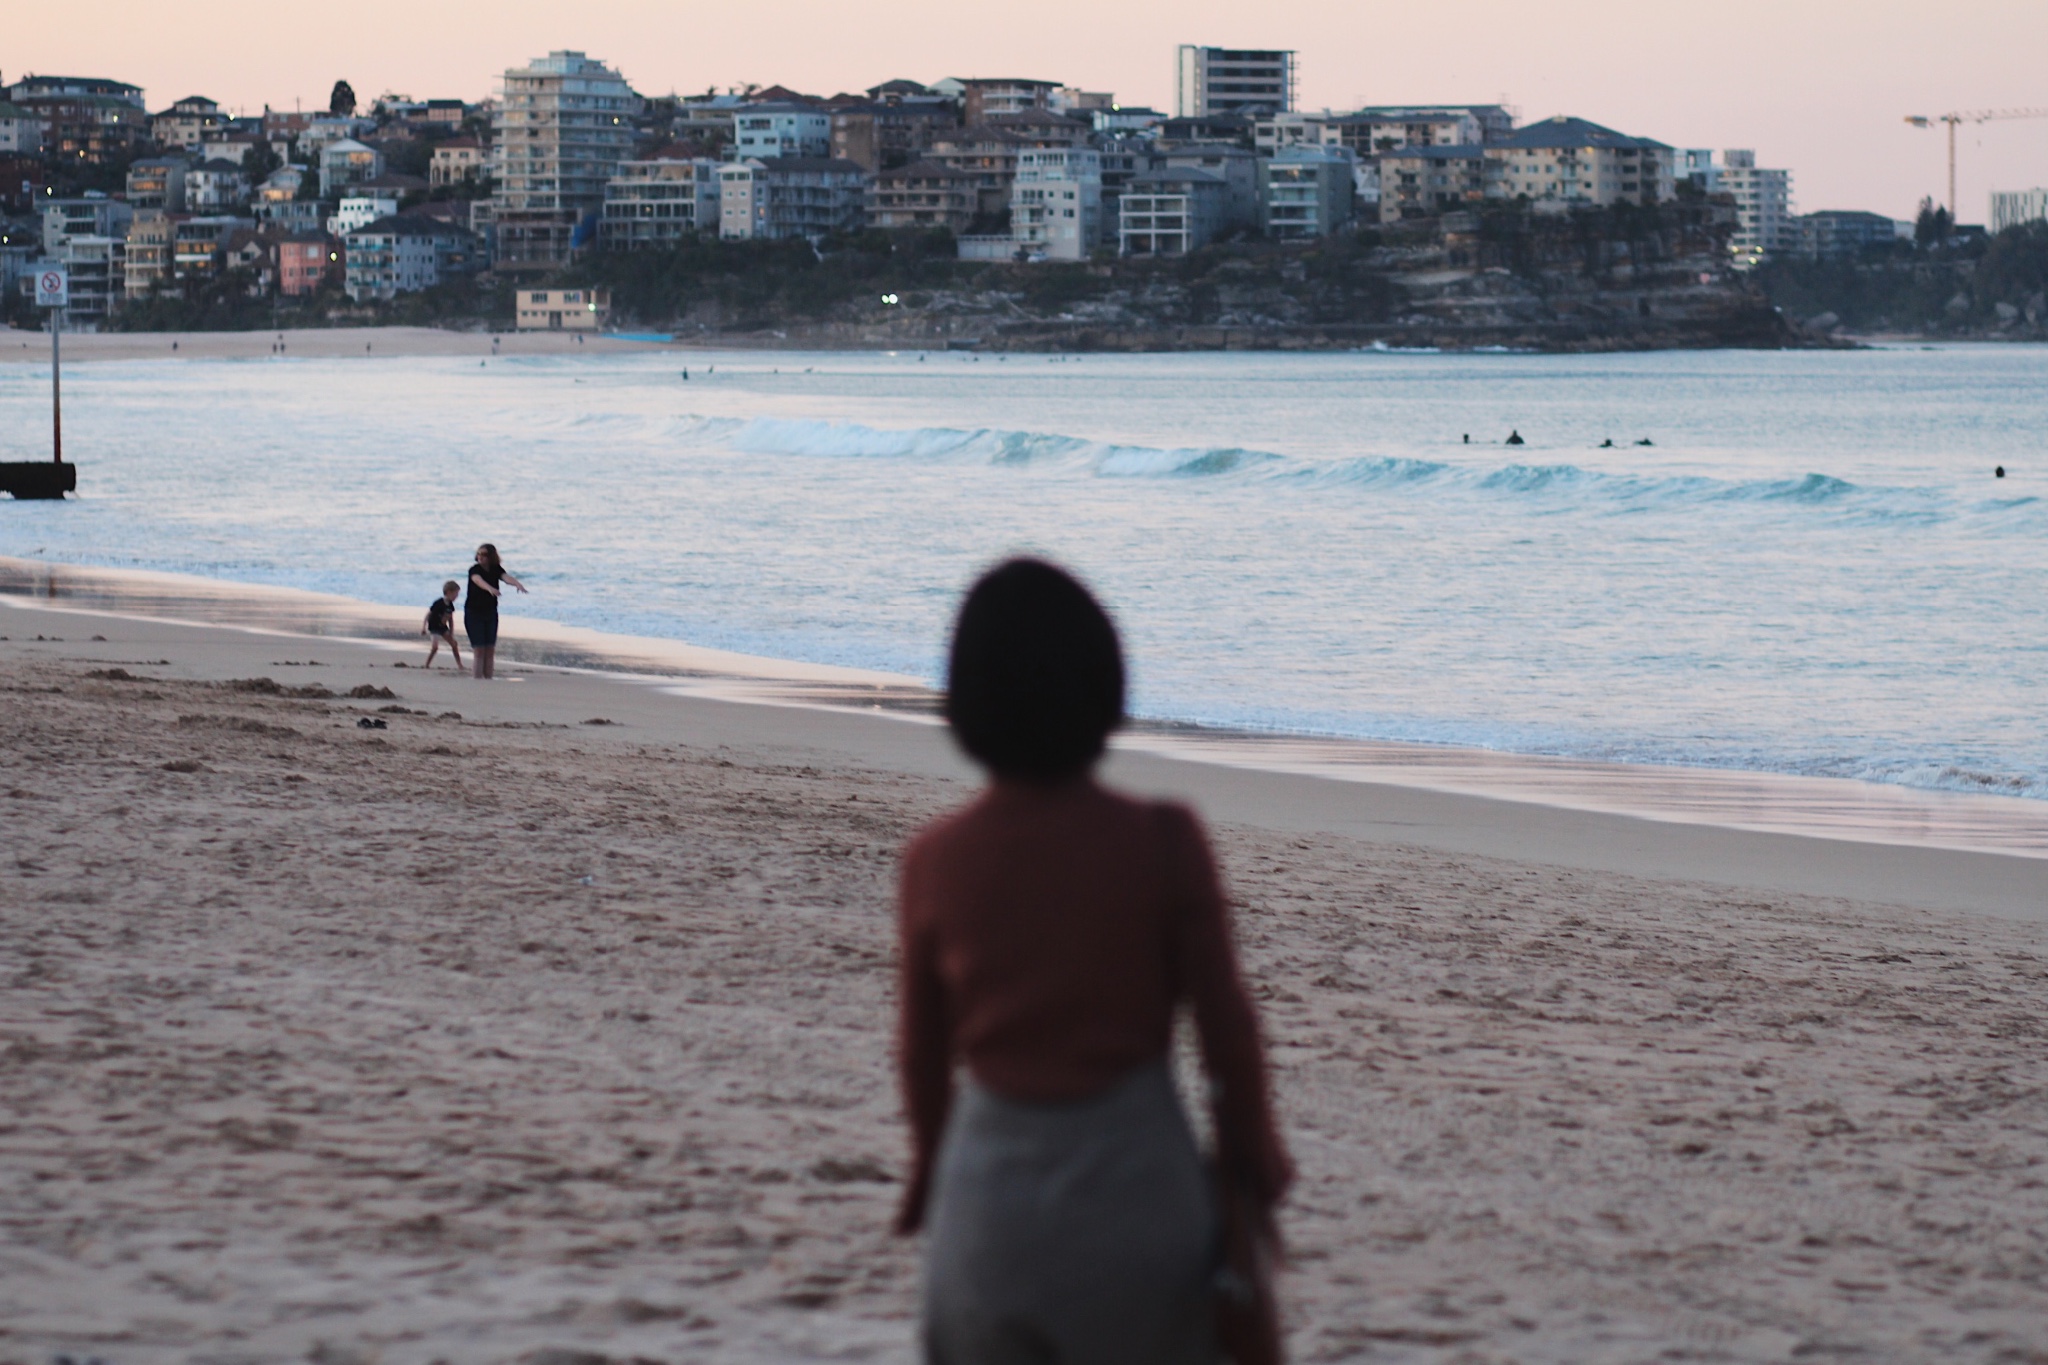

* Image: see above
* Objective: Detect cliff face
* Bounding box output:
[1755,222,2048,340]
[632,201,1799,353]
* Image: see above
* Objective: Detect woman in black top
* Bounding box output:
[463,543,527,680]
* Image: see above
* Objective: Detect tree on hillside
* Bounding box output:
[329,80,357,118]
[1914,197,1952,248]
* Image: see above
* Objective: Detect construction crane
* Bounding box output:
[1904,107,2048,220]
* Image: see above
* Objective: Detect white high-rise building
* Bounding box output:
[1175,47,1295,119]
[1716,149,1795,266]
[1990,188,2048,232]
[492,50,636,271]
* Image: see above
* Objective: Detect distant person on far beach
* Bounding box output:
[463,543,526,681]
[421,580,464,672]
[896,558,1291,1364]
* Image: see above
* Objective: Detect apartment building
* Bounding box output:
[1991,188,2048,232]
[0,102,42,154]
[172,216,249,279]
[868,161,979,232]
[127,156,190,211]
[253,166,322,232]
[958,79,1059,122]
[278,233,339,296]
[343,213,482,301]
[1713,149,1794,264]
[982,109,1092,147]
[1011,146,1102,260]
[152,95,223,150]
[1159,144,1260,228]
[1487,116,1675,208]
[123,212,176,297]
[51,234,125,326]
[328,194,400,237]
[601,153,722,250]
[20,94,149,164]
[319,138,384,196]
[1051,88,1115,115]
[1175,47,1295,118]
[5,74,144,107]
[430,137,486,186]
[717,158,867,241]
[1118,166,1227,256]
[830,100,959,172]
[1799,210,1902,258]
[1378,143,1490,222]
[44,195,135,251]
[926,127,1030,217]
[1322,107,1484,157]
[492,50,637,270]
[1260,146,1355,239]
[186,159,251,211]
[733,104,831,160]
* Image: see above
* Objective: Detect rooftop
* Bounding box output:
[1496,115,1669,152]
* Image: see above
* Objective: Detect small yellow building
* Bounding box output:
[516,288,610,331]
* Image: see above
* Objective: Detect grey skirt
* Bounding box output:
[923,1060,1218,1365]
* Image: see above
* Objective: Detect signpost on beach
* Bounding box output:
[36,268,66,464]
[0,269,78,498]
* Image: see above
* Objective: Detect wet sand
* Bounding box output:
[2,601,2045,1363]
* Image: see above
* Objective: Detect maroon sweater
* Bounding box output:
[895,777,1291,1233]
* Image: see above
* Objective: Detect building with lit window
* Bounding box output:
[516,287,610,330]
[601,151,722,249]
[491,51,637,271]
[1484,116,1675,210]
[1259,146,1354,239]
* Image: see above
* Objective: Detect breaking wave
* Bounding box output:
[667,414,2023,524]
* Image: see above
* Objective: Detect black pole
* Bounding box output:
[51,307,62,464]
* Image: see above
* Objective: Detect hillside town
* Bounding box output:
[0,47,1999,331]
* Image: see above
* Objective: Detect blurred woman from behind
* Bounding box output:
[896,558,1291,1365]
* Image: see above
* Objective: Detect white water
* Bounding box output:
[3,343,2043,801]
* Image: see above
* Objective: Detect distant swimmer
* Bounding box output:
[1505,430,1525,445]
[1996,465,2007,478]
[1599,438,1615,448]
[1636,438,1654,446]
[682,368,689,380]
[1463,434,1470,444]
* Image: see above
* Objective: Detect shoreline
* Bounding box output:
[6,555,2047,865]
[0,322,1856,361]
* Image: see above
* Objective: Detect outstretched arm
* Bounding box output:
[502,571,528,594]
[470,572,498,598]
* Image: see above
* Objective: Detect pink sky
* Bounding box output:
[12,0,2048,220]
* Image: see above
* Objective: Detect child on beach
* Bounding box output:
[422,581,464,672]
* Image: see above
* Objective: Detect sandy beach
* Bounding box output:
[2,598,2046,1364]
[0,326,678,365]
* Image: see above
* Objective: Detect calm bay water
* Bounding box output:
[3,344,2043,800]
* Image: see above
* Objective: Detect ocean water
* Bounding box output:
[3,343,2044,801]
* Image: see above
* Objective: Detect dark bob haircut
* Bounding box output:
[945,559,1125,781]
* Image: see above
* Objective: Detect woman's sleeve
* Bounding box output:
[895,841,952,1234]
[1162,805,1293,1205]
